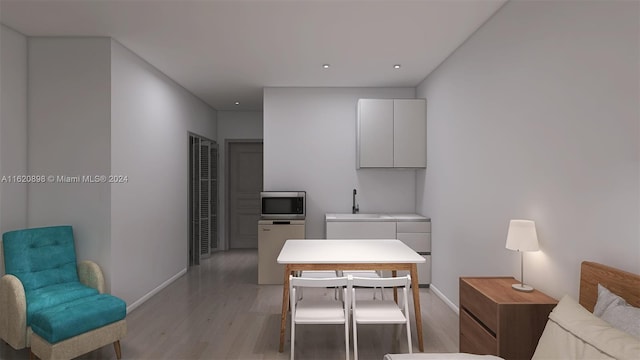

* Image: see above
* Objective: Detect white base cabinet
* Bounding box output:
[325,215,431,285]
[395,221,431,284]
[258,220,305,285]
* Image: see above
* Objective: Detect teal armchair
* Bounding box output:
[0,226,126,359]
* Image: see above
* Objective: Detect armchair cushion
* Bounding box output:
[26,282,98,324]
[30,294,126,344]
[3,226,79,291]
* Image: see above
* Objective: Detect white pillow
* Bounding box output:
[594,283,640,338]
[534,295,640,360]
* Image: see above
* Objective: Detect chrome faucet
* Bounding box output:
[352,189,359,214]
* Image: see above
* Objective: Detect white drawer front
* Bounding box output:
[397,232,431,253]
[418,255,431,284]
[392,255,431,285]
[326,221,396,239]
[396,221,431,233]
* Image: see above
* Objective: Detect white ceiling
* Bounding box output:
[1,0,506,111]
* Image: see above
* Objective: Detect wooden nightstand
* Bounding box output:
[459,277,557,360]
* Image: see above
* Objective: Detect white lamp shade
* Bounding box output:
[506,219,539,252]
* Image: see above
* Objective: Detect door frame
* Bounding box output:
[224,139,263,250]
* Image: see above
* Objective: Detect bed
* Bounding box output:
[384,261,640,360]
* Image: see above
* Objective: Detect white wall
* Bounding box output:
[263,87,417,238]
[217,111,263,249]
[0,25,28,234]
[110,40,217,307]
[416,0,640,306]
[27,38,113,285]
[0,25,29,276]
[22,37,217,308]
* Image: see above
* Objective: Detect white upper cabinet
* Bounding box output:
[357,98,426,169]
[393,99,426,167]
[357,99,394,168]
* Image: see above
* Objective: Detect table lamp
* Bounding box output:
[505,219,539,292]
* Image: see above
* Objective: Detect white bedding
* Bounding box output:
[384,296,640,360]
[383,355,502,360]
[532,295,640,360]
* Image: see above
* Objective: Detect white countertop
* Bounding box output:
[325,213,429,222]
[277,239,426,264]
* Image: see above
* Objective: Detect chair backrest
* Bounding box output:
[290,275,349,289]
[350,275,411,289]
[2,225,79,291]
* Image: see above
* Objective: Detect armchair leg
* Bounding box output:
[113,340,122,359]
[30,349,36,360]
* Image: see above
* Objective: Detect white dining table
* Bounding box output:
[276,239,426,352]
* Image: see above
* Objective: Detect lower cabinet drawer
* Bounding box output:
[397,232,431,252]
[460,308,497,356]
[417,255,431,284]
[397,221,431,233]
[392,255,431,285]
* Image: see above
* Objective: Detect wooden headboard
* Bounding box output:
[579,261,640,312]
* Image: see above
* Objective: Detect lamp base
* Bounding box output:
[512,283,534,292]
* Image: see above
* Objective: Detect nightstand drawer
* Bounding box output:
[459,277,557,360]
[460,278,498,333]
[460,308,497,355]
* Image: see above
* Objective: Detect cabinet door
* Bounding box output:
[393,99,426,167]
[357,99,393,168]
[258,224,305,284]
[326,221,396,239]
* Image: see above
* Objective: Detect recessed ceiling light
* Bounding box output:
[393,64,401,69]
[234,101,240,105]
[322,64,330,69]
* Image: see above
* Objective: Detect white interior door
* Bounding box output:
[228,141,263,249]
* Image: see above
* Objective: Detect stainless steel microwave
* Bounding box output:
[260,191,306,219]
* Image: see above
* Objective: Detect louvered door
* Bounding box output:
[209,144,218,251]
[189,134,218,265]
[199,141,211,257]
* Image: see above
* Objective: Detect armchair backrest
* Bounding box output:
[2,225,79,291]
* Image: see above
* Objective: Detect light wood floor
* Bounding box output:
[1,250,459,359]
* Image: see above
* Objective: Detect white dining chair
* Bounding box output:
[297,270,340,300]
[350,275,412,360]
[302,270,380,301]
[289,275,351,360]
[339,270,384,299]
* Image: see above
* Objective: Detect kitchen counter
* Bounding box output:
[325,212,432,286]
[325,213,429,222]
